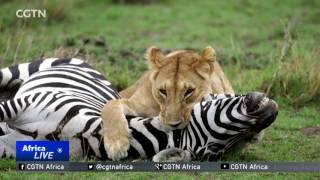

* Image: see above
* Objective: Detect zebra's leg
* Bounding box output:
[0,131,33,159]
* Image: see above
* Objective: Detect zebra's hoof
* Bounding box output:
[104,134,130,161]
[245,92,278,132]
[152,148,192,162]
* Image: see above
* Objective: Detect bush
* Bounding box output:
[261,43,320,105]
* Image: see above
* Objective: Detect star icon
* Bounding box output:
[57,148,63,153]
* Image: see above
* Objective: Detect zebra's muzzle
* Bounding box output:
[245,92,278,132]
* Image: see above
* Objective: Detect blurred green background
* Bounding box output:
[0,0,319,179]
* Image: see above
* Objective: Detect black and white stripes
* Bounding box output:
[0,58,278,161]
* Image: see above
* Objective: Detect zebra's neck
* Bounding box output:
[127,116,196,159]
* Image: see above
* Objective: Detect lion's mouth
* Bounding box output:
[159,115,188,131]
[161,120,186,130]
[168,122,182,128]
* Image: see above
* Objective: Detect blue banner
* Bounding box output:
[16,141,69,161]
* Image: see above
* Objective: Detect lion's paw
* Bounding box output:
[104,133,130,161]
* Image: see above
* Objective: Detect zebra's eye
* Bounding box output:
[184,88,194,98]
[159,89,167,97]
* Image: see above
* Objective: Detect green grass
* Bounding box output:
[0,0,320,178]
[1,171,319,180]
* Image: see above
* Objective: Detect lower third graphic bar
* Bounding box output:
[16,162,320,172]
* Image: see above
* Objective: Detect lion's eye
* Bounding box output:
[184,88,194,98]
[159,89,167,97]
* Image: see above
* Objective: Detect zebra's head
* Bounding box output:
[243,92,278,133]
[190,92,278,161]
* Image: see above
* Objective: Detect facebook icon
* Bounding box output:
[18,163,25,170]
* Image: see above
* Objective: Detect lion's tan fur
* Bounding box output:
[102,46,234,160]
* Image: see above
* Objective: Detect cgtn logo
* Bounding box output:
[16,141,69,161]
[16,9,46,18]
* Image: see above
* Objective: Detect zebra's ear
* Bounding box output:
[145,46,165,69]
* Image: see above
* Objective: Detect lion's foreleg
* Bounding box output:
[101,99,141,161]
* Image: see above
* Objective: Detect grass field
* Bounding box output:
[0,0,320,179]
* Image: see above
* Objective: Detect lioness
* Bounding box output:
[102,46,234,160]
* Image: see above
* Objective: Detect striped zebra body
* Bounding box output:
[0,58,119,159]
[0,58,278,161]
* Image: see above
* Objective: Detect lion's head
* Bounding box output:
[146,46,219,130]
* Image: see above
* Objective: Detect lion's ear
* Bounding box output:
[201,46,216,62]
[193,46,217,79]
[145,46,165,69]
